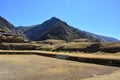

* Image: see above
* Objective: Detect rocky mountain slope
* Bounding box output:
[0,16,18,34]
[0,16,26,42]
[18,17,119,42]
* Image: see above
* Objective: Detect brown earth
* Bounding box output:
[0,55,119,80]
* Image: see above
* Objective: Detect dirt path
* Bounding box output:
[0,55,119,80]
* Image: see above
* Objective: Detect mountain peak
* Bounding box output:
[0,16,7,22]
[0,16,2,19]
[17,17,119,42]
[50,17,58,19]
[50,17,61,22]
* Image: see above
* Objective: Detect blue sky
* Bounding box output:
[0,0,120,39]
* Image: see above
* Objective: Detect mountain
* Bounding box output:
[18,17,119,42]
[0,16,26,42]
[18,17,98,41]
[1,16,118,42]
[85,32,119,42]
[0,16,18,35]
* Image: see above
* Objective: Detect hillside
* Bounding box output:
[18,17,119,42]
[0,16,26,42]
[0,16,119,42]
[0,16,18,34]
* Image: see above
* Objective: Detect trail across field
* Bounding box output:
[0,55,119,80]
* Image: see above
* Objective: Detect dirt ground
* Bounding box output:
[0,55,119,80]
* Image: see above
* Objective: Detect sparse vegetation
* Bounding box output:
[0,40,120,53]
[0,35,25,43]
[73,39,90,42]
[0,5,120,80]
[0,40,120,80]
[83,70,120,80]
[0,55,119,80]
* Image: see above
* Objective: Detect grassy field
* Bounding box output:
[0,50,120,60]
[0,55,119,80]
[83,70,120,80]
[36,51,120,60]
[1,41,120,53]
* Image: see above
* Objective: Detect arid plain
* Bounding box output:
[0,54,119,80]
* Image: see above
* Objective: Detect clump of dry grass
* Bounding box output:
[33,44,57,51]
[73,39,89,42]
[39,39,66,45]
[63,42,92,49]
[44,66,73,74]
[0,43,36,50]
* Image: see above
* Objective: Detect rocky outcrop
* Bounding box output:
[0,16,26,42]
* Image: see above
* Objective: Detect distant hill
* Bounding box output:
[0,16,18,35]
[18,17,119,42]
[0,16,26,42]
[85,32,120,42]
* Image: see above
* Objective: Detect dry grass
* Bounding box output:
[63,42,92,49]
[1,42,120,53]
[58,42,120,53]
[101,42,120,48]
[36,51,120,60]
[0,50,120,60]
[0,55,119,80]
[39,39,66,44]
[0,55,30,65]
[44,66,73,74]
[83,70,120,80]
